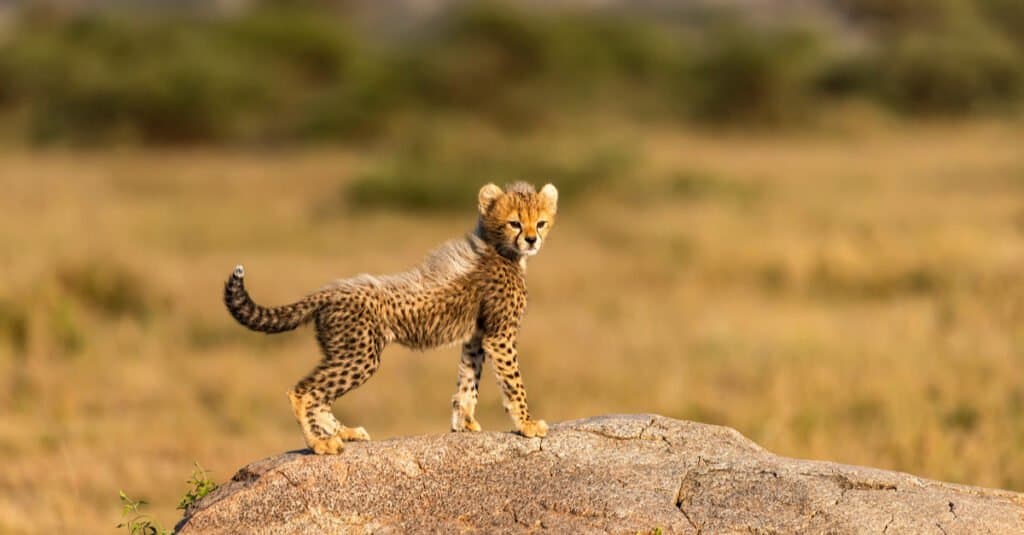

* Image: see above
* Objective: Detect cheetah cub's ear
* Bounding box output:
[478,183,504,215]
[540,183,558,210]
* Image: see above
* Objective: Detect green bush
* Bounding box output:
[0,299,30,355]
[0,7,403,143]
[57,262,157,320]
[1,0,1023,144]
[1,14,265,143]
[407,3,683,126]
[874,25,1023,114]
[346,130,633,213]
[836,0,951,32]
[685,22,827,124]
[836,0,1024,114]
[977,0,1024,49]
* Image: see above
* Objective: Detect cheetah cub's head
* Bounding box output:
[477,181,558,259]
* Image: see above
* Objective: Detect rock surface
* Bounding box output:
[176,414,1024,534]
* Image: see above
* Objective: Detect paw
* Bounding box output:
[452,417,482,433]
[337,426,371,441]
[517,419,548,438]
[309,434,345,455]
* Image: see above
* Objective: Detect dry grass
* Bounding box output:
[1,120,1023,532]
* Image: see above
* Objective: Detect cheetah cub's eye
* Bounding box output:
[508,221,522,230]
[537,221,547,229]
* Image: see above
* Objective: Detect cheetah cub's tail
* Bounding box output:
[224,265,322,334]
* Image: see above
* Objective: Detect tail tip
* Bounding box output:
[233,265,245,278]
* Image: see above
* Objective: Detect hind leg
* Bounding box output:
[289,304,383,454]
[451,334,484,432]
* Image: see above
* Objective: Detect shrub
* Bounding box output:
[177,462,218,510]
[837,0,1024,114]
[685,22,828,124]
[836,0,951,32]
[976,0,1024,49]
[0,7,394,144]
[409,3,683,123]
[346,130,633,213]
[117,491,170,535]
[0,299,30,355]
[1,0,1024,144]
[57,262,156,320]
[873,25,1023,114]
[1,12,268,143]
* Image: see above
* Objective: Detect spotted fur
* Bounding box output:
[224,182,558,454]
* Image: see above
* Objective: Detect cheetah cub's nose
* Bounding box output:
[524,236,537,245]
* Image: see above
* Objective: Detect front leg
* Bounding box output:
[482,334,547,438]
[451,334,484,432]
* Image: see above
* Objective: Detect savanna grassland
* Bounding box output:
[2,1,1024,532]
[1,118,1023,533]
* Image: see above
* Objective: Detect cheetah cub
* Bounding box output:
[224,182,557,454]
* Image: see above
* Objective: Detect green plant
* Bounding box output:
[874,25,1023,114]
[177,462,218,510]
[837,0,1024,115]
[0,298,30,354]
[117,491,171,535]
[346,129,633,213]
[2,0,1024,145]
[57,261,156,320]
[686,21,827,124]
[116,462,217,534]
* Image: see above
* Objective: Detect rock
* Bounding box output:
[175,414,1024,534]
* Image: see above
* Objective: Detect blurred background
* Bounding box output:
[1,0,1023,531]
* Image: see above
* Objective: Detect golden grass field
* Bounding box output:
[1,119,1023,532]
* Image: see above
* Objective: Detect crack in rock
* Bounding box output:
[639,422,675,449]
[676,472,701,534]
[274,469,302,489]
[574,416,659,442]
[882,513,895,534]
